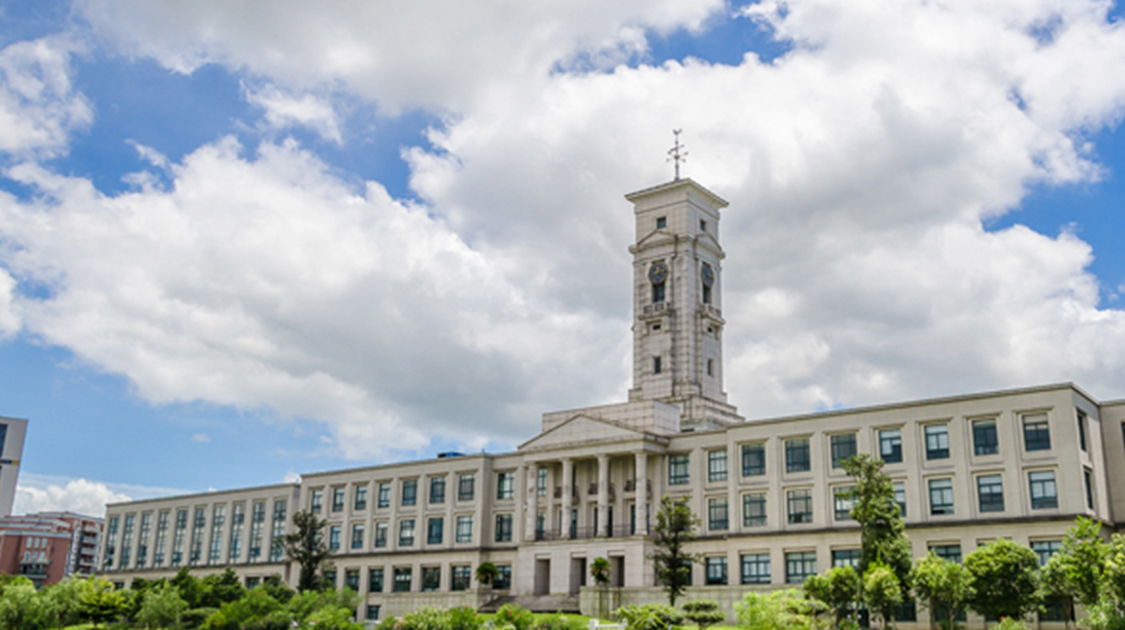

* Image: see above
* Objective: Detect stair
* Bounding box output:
[479,594,581,614]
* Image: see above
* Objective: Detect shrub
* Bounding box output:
[136,582,189,629]
[681,600,725,628]
[182,607,219,630]
[398,606,452,630]
[244,611,296,630]
[448,606,483,630]
[374,615,398,630]
[497,604,534,630]
[993,618,1029,630]
[614,604,685,630]
[302,604,363,630]
[532,614,587,630]
[734,590,814,630]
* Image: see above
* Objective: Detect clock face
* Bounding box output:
[648,260,669,284]
[701,263,714,288]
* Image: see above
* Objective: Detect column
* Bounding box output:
[634,451,649,536]
[525,464,538,541]
[561,458,573,538]
[597,454,609,537]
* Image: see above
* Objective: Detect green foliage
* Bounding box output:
[863,563,902,629]
[374,616,398,630]
[200,568,247,608]
[41,576,89,627]
[531,613,587,630]
[1104,533,1125,605]
[841,454,912,587]
[681,600,725,628]
[243,611,295,630]
[733,590,817,630]
[497,603,534,630]
[278,510,332,592]
[183,607,220,629]
[475,562,499,587]
[649,496,701,606]
[398,606,453,630]
[963,538,1040,621]
[172,568,205,609]
[804,566,859,623]
[203,586,282,630]
[0,579,56,630]
[614,603,685,630]
[1057,516,1107,608]
[1079,600,1125,630]
[909,553,973,630]
[261,574,295,604]
[136,582,189,629]
[286,588,357,624]
[590,558,612,587]
[1037,554,1075,627]
[79,578,127,629]
[301,603,362,630]
[448,606,484,630]
[994,618,1030,630]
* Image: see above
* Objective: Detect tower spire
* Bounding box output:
[667,129,688,181]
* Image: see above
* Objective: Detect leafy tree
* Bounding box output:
[649,495,701,606]
[171,567,205,608]
[614,603,684,630]
[842,454,912,586]
[864,563,903,629]
[79,578,127,629]
[475,561,499,587]
[41,576,91,627]
[262,574,296,604]
[910,553,973,630]
[202,567,248,607]
[1055,516,1108,609]
[278,510,332,592]
[733,590,821,630]
[964,539,1040,622]
[1038,554,1075,630]
[590,557,612,586]
[204,586,283,630]
[137,582,189,629]
[805,565,860,625]
[682,600,725,629]
[0,578,55,630]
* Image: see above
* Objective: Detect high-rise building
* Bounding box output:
[0,512,102,587]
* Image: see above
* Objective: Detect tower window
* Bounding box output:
[654,357,662,374]
[652,282,665,303]
[700,219,707,232]
[707,359,714,376]
[656,216,667,229]
[702,285,711,304]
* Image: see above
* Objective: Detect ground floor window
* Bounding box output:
[705,557,727,585]
[393,567,412,593]
[422,567,441,592]
[451,565,472,591]
[366,605,380,621]
[785,551,816,584]
[741,553,770,584]
[495,565,512,590]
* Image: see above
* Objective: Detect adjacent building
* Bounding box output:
[0,416,27,517]
[0,512,103,587]
[99,178,1121,627]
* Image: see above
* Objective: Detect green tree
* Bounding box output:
[0,578,55,630]
[1055,516,1108,609]
[475,561,499,588]
[649,495,701,606]
[864,563,903,630]
[681,600,725,629]
[1038,554,1075,630]
[79,578,127,629]
[733,590,819,630]
[964,538,1040,623]
[841,454,912,586]
[41,576,90,627]
[137,582,189,629]
[590,557,612,586]
[278,510,332,592]
[171,566,205,608]
[806,565,861,626]
[910,553,973,630]
[202,567,248,607]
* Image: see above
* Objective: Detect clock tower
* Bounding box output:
[626,178,743,429]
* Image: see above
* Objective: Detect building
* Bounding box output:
[0,416,28,517]
[98,178,1123,626]
[0,512,103,587]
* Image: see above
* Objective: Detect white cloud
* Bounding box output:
[0,37,91,158]
[191,433,211,443]
[243,83,343,144]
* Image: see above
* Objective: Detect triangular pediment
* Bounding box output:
[519,415,643,452]
[634,229,677,249]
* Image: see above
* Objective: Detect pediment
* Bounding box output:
[519,415,643,452]
[634,229,677,249]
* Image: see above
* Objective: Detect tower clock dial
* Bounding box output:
[701,263,714,288]
[648,260,669,284]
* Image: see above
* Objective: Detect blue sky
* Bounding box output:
[2,0,1125,514]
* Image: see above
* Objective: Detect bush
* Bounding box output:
[302,604,363,630]
[531,614,587,630]
[182,607,219,630]
[734,590,814,630]
[398,607,452,630]
[496,604,534,630]
[993,618,1029,630]
[244,611,296,630]
[448,606,483,630]
[374,615,398,630]
[614,604,685,630]
[136,582,189,629]
[681,600,725,628]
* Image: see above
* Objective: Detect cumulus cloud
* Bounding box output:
[243,83,343,144]
[15,476,130,516]
[0,37,92,158]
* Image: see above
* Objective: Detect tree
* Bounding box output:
[964,538,1040,623]
[79,578,127,629]
[910,553,973,630]
[590,557,612,586]
[1038,555,1075,630]
[0,578,55,630]
[278,510,332,592]
[864,562,903,630]
[842,454,912,587]
[171,566,204,608]
[733,590,821,630]
[1054,516,1107,609]
[649,495,701,606]
[806,565,861,626]
[202,567,248,607]
[681,600,725,629]
[475,561,499,588]
[136,582,189,629]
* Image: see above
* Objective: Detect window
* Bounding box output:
[893,481,907,517]
[705,557,728,585]
[246,504,262,563]
[345,569,360,592]
[743,493,766,527]
[537,468,547,497]
[458,474,475,501]
[653,356,662,374]
[1029,471,1058,509]
[354,486,367,511]
[1085,468,1095,510]
[929,478,954,515]
[652,282,665,304]
[786,438,811,473]
[310,489,323,512]
[495,514,513,542]
[1040,598,1072,623]
[422,567,441,592]
[1031,540,1061,566]
[351,523,364,549]
[930,544,961,563]
[429,476,446,504]
[786,551,817,584]
[366,606,381,621]
[656,216,667,229]
[977,475,1004,512]
[831,433,857,468]
[832,549,861,568]
[834,486,855,521]
[323,570,336,588]
[402,479,418,506]
[925,424,950,460]
[377,483,391,509]
[398,520,415,546]
[1078,411,1088,452]
[1023,413,1051,451]
[456,516,472,543]
[374,522,388,548]
[669,454,690,485]
[787,489,813,524]
[497,472,515,500]
[741,553,770,584]
[708,498,729,530]
[742,443,765,477]
[880,429,903,463]
[495,565,512,590]
[369,567,384,592]
[973,419,999,455]
[706,358,713,375]
[452,565,472,591]
[708,450,728,482]
[332,487,345,512]
[700,219,707,232]
[328,525,341,551]
[427,517,443,545]
[393,567,411,592]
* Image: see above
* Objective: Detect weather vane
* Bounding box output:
[667,129,687,180]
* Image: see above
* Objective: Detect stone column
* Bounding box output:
[597,454,609,537]
[634,451,649,536]
[561,458,573,538]
[525,464,538,541]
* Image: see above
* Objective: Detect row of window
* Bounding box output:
[325,513,516,551]
[309,471,523,514]
[324,563,512,598]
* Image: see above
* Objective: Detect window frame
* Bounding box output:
[785,551,817,584]
[787,488,813,524]
[708,497,729,531]
[879,429,903,464]
[830,433,857,469]
[925,424,950,460]
[740,553,770,585]
[785,438,811,473]
[929,478,955,515]
[1028,470,1058,510]
[972,419,999,456]
[742,443,765,477]
[743,492,767,528]
[668,454,690,485]
[1023,413,1052,451]
[976,474,1005,513]
[708,449,728,482]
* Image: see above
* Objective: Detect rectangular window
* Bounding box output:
[653,356,662,374]
[354,486,368,511]
[742,443,765,476]
[269,500,286,562]
[374,522,388,548]
[345,569,360,592]
[834,486,856,521]
[1023,413,1051,451]
[451,565,472,591]
[930,544,962,563]
[977,475,1004,512]
[246,504,263,563]
[1031,540,1062,566]
[153,510,169,567]
[831,433,857,468]
[1029,471,1058,509]
[189,507,205,565]
[422,567,441,592]
[656,216,667,229]
[1078,411,1088,452]
[456,516,472,543]
[328,525,341,551]
[741,553,770,584]
[402,479,418,506]
[495,565,512,590]
[832,549,861,568]
[458,474,475,501]
[973,419,999,455]
[708,450,728,482]
[652,282,665,304]
[925,424,950,460]
[743,492,766,527]
[708,497,729,531]
[310,489,323,512]
[398,520,415,547]
[537,468,547,497]
[332,487,345,512]
[787,489,813,524]
[497,472,515,500]
[893,481,907,517]
[393,567,412,593]
[880,429,903,463]
[929,478,954,515]
[786,438,811,473]
[429,476,446,504]
[427,517,443,545]
[1085,468,1095,510]
[495,514,513,542]
[668,454,690,485]
[172,509,187,567]
[366,606,381,621]
[137,512,152,568]
[351,523,364,549]
[369,568,384,592]
[377,483,391,509]
[786,551,817,584]
[705,557,728,585]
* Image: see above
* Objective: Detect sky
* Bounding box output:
[2,0,1125,516]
